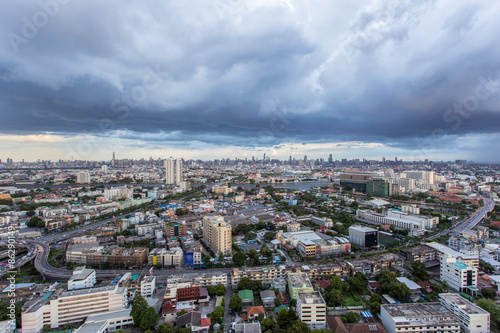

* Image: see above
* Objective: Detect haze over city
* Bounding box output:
[1,0,500,162]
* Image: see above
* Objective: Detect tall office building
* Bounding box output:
[165,158,183,185]
[328,154,333,164]
[202,216,232,256]
[76,171,90,184]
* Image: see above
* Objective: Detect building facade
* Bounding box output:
[380,303,460,333]
[202,215,231,256]
[440,293,490,333]
[296,291,326,329]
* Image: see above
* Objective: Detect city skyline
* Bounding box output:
[1,1,500,163]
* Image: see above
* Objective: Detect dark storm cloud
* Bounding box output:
[1,0,500,155]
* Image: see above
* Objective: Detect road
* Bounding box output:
[453,197,495,234]
[430,196,495,240]
[28,236,235,280]
[224,282,232,333]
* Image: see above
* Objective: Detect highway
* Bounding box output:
[452,196,495,233]
[430,196,495,240]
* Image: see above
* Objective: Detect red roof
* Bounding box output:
[246,306,265,316]
[200,318,211,327]
[315,280,331,289]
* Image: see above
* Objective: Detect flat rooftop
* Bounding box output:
[69,268,95,282]
[427,242,476,260]
[297,291,325,305]
[62,285,124,298]
[349,225,378,232]
[288,273,313,289]
[440,293,489,315]
[382,303,455,319]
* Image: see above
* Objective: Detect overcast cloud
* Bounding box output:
[1,0,500,162]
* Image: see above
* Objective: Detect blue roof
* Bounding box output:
[361,311,374,317]
[3,283,35,292]
[454,261,470,270]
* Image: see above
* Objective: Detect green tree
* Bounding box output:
[233,251,245,266]
[229,294,242,312]
[216,283,226,296]
[277,308,289,329]
[256,221,267,230]
[478,298,500,327]
[287,308,298,322]
[139,307,158,332]
[331,275,342,290]
[411,261,430,281]
[264,231,277,241]
[287,320,311,333]
[177,309,188,317]
[261,318,277,331]
[131,295,148,325]
[348,276,366,294]
[27,216,43,228]
[343,311,359,323]
[388,282,412,302]
[482,288,497,299]
[157,323,174,333]
[370,301,381,315]
[274,297,282,307]
[210,306,225,324]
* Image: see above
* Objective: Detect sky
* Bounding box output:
[1,0,500,162]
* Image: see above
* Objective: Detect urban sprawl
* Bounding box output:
[1,156,500,333]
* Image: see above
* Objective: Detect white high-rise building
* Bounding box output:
[77,171,90,184]
[165,158,183,185]
[440,255,477,292]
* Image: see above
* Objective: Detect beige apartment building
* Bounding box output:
[202,215,231,256]
[22,285,127,333]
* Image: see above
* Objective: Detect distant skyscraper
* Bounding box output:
[165,158,183,185]
[328,154,333,163]
[112,152,115,167]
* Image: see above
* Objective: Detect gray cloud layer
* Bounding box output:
[1,0,500,156]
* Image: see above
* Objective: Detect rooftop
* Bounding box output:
[297,291,325,305]
[382,303,457,321]
[349,225,378,233]
[288,273,313,289]
[427,242,476,260]
[69,268,95,282]
[396,277,421,291]
[453,261,472,270]
[439,293,489,315]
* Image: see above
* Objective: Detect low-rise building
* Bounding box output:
[140,275,156,298]
[74,308,133,333]
[148,248,183,267]
[440,293,490,333]
[22,285,127,333]
[427,242,479,268]
[349,225,379,248]
[68,267,96,291]
[380,303,461,333]
[287,273,314,300]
